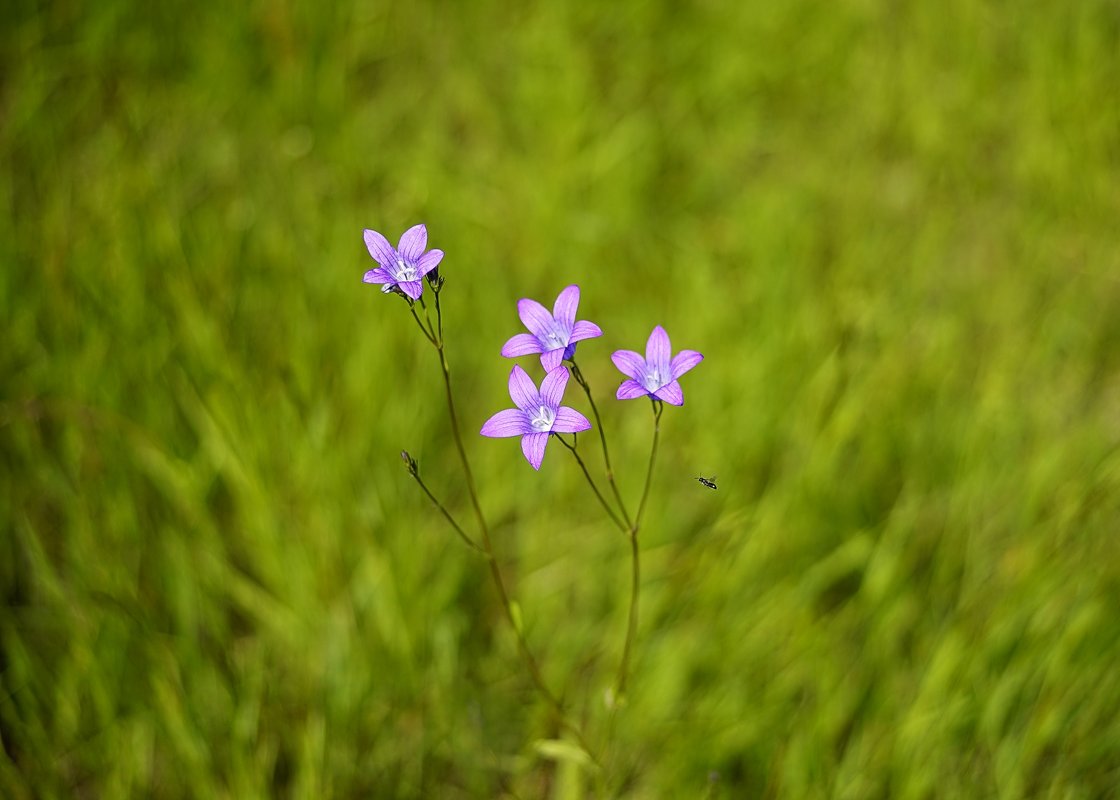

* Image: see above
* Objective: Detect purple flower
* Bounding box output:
[501,285,603,372]
[362,223,444,301]
[612,325,704,406]
[480,365,592,470]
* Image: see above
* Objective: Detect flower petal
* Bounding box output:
[569,320,603,343]
[517,298,554,338]
[540,348,565,372]
[653,380,684,406]
[645,325,672,377]
[363,267,394,284]
[616,379,649,400]
[521,432,549,470]
[552,406,591,433]
[399,280,423,300]
[363,229,396,266]
[416,249,443,277]
[539,366,569,409]
[670,349,704,379]
[398,224,428,261]
[611,350,646,381]
[501,333,543,358]
[552,285,580,325]
[507,365,540,412]
[480,408,529,438]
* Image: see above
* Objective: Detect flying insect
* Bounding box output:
[696,475,717,490]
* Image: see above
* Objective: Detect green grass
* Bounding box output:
[3,0,1120,796]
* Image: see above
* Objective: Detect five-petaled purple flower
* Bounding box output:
[612,325,703,406]
[480,365,591,470]
[501,285,603,372]
[362,223,444,301]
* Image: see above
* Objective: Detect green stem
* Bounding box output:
[570,358,633,530]
[616,399,663,699]
[409,303,437,345]
[406,468,483,555]
[555,435,627,533]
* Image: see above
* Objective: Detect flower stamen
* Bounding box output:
[529,405,555,432]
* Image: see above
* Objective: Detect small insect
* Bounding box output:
[696,474,718,490]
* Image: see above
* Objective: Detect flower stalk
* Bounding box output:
[555,434,627,534]
[616,398,663,700]
[569,357,633,530]
[400,450,483,554]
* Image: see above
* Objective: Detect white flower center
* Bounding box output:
[529,405,555,432]
[643,368,664,392]
[542,325,568,349]
[395,257,417,281]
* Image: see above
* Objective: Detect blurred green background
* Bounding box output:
[3,0,1120,796]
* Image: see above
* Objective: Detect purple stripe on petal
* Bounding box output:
[400,281,423,300]
[569,320,603,343]
[670,349,704,379]
[363,229,396,266]
[481,408,530,438]
[416,249,444,277]
[398,224,428,260]
[616,379,649,400]
[611,350,646,381]
[653,380,684,406]
[645,325,672,377]
[540,348,565,372]
[552,407,591,434]
[507,365,540,412]
[521,431,549,470]
[517,298,554,338]
[501,333,543,358]
[552,285,580,326]
[363,267,394,284]
[539,366,569,409]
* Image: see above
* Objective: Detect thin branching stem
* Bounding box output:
[406,469,483,555]
[556,434,627,533]
[616,399,663,699]
[408,303,437,345]
[569,357,633,530]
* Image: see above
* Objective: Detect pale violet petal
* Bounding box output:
[398,224,428,260]
[540,348,565,372]
[552,407,591,434]
[670,350,704,379]
[521,431,549,470]
[416,249,443,277]
[480,408,529,438]
[539,366,569,409]
[363,267,394,284]
[517,298,554,338]
[569,320,602,343]
[653,380,684,406]
[645,325,672,377]
[611,350,645,381]
[399,280,423,300]
[552,285,580,326]
[508,365,540,412]
[363,229,396,266]
[501,333,543,358]
[616,379,648,400]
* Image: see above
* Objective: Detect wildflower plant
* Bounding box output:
[361,222,704,784]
